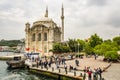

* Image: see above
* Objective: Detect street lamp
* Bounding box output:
[78,42,80,54]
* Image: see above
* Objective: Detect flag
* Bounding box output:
[26,48,30,51]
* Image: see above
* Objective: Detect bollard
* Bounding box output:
[80,73,82,77]
[46,67,48,70]
[65,69,67,74]
[74,71,76,76]
[83,73,86,80]
[41,66,43,69]
[52,67,54,71]
[59,68,61,73]
[66,70,67,74]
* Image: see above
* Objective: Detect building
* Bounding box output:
[0,46,10,52]
[25,5,64,56]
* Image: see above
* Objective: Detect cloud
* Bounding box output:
[87,0,107,6]
[0,0,120,40]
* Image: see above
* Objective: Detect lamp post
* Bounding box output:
[78,42,80,54]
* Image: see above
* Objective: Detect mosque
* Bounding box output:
[25,5,64,56]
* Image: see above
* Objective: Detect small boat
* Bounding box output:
[6,56,25,68]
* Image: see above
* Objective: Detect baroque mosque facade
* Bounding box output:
[25,5,64,56]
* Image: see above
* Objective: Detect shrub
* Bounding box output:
[105,51,119,61]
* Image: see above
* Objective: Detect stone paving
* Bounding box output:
[63,56,109,71]
[63,56,120,80]
[102,63,120,80]
[59,56,110,80]
[31,56,120,80]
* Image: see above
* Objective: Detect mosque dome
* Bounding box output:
[33,6,54,25]
[38,17,53,22]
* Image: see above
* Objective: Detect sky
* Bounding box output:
[0,0,120,41]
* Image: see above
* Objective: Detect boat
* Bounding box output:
[6,56,25,68]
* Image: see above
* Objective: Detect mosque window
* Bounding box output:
[38,33,41,41]
[44,33,47,41]
[32,33,35,41]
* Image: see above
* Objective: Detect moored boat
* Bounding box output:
[6,56,25,68]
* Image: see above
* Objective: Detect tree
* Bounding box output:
[113,36,120,50]
[89,33,103,48]
[62,46,71,53]
[84,33,103,55]
[52,43,62,53]
[105,51,119,61]
[52,42,70,53]
[67,39,77,52]
[93,41,119,61]
[113,36,120,45]
[0,40,22,47]
[77,39,85,52]
[94,42,118,56]
[84,43,93,55]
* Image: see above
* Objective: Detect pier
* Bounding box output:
[29,66,83,80]
[26,56,111,80]
[0,54,24,60]
[0,53,112,80]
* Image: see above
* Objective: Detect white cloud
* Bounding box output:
[0,8,25,22]
[0,0,120,40]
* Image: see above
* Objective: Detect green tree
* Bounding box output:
[0,40,22,47]
[113,36,120,50]
[94,42,118,56]
[62,46,71,53]
[113,36,120,45]
[67,39,77,52]
[84,43,93,55]
[52,43,70,53]
[77,39,85,52]
[89,33,103,48]
[52,43,62,53]
[105,51,119,61]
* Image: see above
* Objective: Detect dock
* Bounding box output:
[29,66,83,80]
[26,56,111,80]
[0,54,24,60]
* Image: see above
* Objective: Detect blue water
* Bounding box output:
[0,52,54,80]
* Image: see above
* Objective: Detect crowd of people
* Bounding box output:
[83,66,103,80]
[26,54,104,80]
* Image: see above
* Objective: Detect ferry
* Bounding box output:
[6,56,25,68]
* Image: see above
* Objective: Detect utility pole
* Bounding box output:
[78,42,80,54]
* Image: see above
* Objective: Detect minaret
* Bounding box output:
[45,6,48,17]
[61,4,64,42]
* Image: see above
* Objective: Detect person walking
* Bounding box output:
[83,70,86,80]
[98,67,102,80]
[64,63,67,74]
[87,69,92,80]
[93,69,97,80]
[75,59,79,66]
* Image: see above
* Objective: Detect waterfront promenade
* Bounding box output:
[29,55,111,80]
[0,53,117,80]
[102,63,120,80]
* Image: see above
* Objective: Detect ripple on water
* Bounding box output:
[0,52,55,80]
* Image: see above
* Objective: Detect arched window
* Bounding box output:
[32,33,35,41]
[44,33,47,41]
[38,33,41,41]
